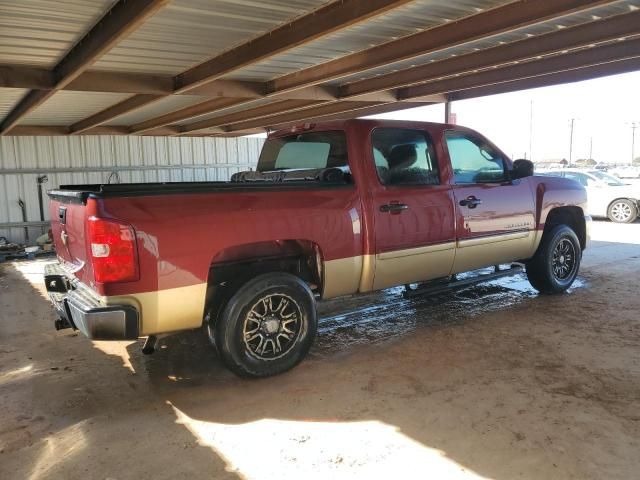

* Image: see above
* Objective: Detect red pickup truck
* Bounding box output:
[45,119,589,377]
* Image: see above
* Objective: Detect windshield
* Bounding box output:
[590,171,626,186]
[258,131,348,172]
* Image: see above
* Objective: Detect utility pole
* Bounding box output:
[568,118,575,166]
[632,122,637,165]
[529,99,533,161]
[589,136,593,161]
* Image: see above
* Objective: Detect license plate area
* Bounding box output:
[44,274,70,293]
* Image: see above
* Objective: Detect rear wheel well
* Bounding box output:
[543,207,586,250]
[607,197,634,209]
[204,240,322,329]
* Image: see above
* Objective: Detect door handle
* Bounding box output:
[459,196,482,209]
[380,203,409,213]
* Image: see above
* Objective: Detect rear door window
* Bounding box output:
[370,128,439,185]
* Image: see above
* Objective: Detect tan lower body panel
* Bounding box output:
[323,255,368,299]
[326,233,536,298]
[373,242,455,291]
[452,231,536,274]
[105,283,208,336]
[323,243,457,298]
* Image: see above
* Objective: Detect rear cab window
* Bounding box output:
[258,131,349,176]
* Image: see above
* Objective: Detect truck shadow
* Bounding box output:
[122,271,597,479]
[0,260,238,479]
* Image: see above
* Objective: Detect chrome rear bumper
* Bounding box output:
[45,262,139,340]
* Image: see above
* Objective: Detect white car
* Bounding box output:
[610,165,640,179]
[540,169,640,223]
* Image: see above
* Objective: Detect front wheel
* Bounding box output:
[215,272,317,378]
[526,225,581,294]
[607,199,638,223]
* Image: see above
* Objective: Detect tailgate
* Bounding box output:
[48,192,93,281]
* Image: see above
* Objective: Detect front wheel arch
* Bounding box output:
[540,206,587,251]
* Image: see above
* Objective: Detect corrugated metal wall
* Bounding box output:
[0,136,264,244]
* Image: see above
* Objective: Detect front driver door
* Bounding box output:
[444,131,536,273]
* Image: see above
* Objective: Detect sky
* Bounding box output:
[367,70,640,164]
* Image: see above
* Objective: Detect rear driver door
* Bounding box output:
[370,127,456,290]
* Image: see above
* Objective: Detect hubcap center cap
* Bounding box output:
[263,318,280,334]
[559,255,565,264]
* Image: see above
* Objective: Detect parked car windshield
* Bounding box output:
[590,170,626,186]
[258,131,348,172]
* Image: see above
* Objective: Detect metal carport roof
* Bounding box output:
[0,0,639,137]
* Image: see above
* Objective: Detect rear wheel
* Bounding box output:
[607,199,637,223]
[215,272,317,378]
[526,225,581,294]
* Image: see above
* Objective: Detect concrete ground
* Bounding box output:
[1,220,639,480]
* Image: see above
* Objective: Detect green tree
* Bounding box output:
[633,157,640,166]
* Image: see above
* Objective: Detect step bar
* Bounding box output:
[403,264,525,299]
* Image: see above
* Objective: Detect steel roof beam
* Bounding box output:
[129,98,254,134]
[129,88,401,134]
[173,0,415,93]
[0,66,266,97]
[7,126,130,136]
[59,0,414,134]
[267,102,436,130]
[342,9,640,98]
[168,0,618,137]
[398,36,640,99]
[0,0,170,135]
[268,0,616,94]
[179,100,331,134]
[448,56,640,101]
[69,94,166,134]
[221,101,389,133]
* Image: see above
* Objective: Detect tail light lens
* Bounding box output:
[87,217,139,283]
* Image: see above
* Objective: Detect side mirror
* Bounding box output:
[511,159,534,180]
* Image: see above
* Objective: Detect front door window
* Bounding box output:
[445,132,506,184]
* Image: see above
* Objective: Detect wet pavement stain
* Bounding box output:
[137,271,587,384]
[314,272,586,355]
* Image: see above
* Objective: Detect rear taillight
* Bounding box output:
[87,217,138,283]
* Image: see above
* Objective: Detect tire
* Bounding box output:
[215,272,317,378]
[526,225,581,294]
[607,199,638,223]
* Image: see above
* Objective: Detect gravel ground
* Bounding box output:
[0,220,639,479]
